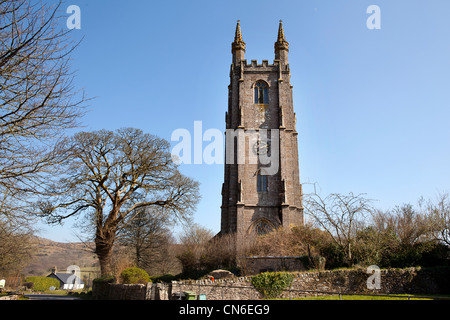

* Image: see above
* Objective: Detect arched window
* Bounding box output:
[252,219,274,236]
[254,81,268,105]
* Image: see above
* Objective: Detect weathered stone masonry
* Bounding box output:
[92,268,450,300]
[169,268,450,300]
[220,21,303,245]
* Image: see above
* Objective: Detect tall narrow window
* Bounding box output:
[257,174,268,192]
[254,82,268,105]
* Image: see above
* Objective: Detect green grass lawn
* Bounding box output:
[295,294,440,300]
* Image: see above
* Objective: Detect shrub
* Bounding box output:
[150,274,177,283]
[93,275,116,284]
[177,249,199,274]
[120,267,151,284]
[24,277,60,292]
[251,272,294,299]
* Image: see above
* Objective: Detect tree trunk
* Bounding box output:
[347,242,353,266]
[95,230,115,277]
[97,247,113,276]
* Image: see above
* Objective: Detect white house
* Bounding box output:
[47,267,84,290]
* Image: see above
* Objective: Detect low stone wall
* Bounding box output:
[0,295,19,300]
[170,278,260,300]
[92,282,152,300]
[92,267,450,300]
[169,267,450,300]
[282,268,443,298]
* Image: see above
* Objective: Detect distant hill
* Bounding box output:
[23,236,99,277]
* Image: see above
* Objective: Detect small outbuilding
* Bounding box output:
[47,267,84,290]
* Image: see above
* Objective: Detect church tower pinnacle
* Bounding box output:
[275,20,289,64]
[232,20,246,66]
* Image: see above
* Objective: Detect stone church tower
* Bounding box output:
[220,21,303,240]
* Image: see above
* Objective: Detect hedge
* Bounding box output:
[93,275,116,284]
[149,274,177,283]
[120,267,151,284]
[24,277,60,292]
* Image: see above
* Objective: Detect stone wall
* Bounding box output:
[92,282,152,300]
[0,295,19,300]
[168,267,450,300]
[239,256,307,275]
[92,267,450,300]
[170,278,260,300]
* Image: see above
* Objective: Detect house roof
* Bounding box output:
[48,272,84,284]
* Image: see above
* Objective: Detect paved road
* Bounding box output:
[24,294,82,300]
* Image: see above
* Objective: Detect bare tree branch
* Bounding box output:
[0,0,86,192]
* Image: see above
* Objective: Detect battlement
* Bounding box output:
[243,59,279,68]
[238,59,290,74]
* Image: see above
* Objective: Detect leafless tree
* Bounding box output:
[304,191,373,265]
[176,224,214,274]
[426,192,450,246]
[0,215,35,275]
[36,128,200,276]
[0,0,85,193]
[178,223,214,246]
[118,206,174,272]
[0,182,36,275]
[391,203,430,245]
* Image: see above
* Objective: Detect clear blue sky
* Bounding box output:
[38,0,450,242]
